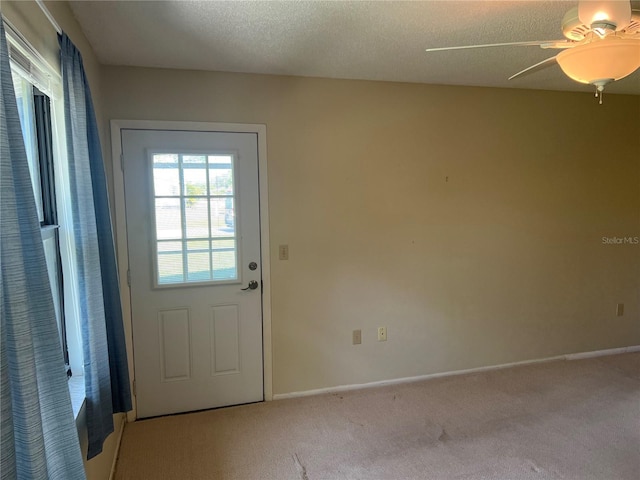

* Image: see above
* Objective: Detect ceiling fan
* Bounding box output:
[426,0,640,103]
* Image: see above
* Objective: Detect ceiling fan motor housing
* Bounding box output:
[562,7,640,40]
[562,7,592,41]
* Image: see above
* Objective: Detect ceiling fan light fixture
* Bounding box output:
[578,0,632,32]
[556,35,640,87]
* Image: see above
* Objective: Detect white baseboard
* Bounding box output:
[564,345,640,360]
[108,414,126,480]
[272,345,640,401]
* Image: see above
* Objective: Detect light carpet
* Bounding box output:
[114,353,640,479]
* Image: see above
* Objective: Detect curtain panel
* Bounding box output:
[0,19,86,479]
[58,32,132,460]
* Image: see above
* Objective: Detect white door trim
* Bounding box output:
[110,120,272,421]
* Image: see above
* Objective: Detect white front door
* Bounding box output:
[122,129,263,418]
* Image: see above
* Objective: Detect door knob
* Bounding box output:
[241,280,259,291]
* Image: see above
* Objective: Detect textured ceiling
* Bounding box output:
[68,0,640,95]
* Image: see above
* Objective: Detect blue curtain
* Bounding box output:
[0,20,86,480]
[58,33,132,460]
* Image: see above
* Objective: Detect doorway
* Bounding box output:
[111,121,272,419]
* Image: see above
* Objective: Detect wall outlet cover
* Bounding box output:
[377,327,387,342]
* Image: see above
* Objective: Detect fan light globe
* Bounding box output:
[578,0,631,31]
[556,36,640,86]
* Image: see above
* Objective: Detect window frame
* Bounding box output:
[34,86,71,369]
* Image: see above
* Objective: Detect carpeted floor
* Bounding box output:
[114,353,640,479]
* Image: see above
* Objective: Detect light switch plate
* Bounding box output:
[279,244,289,260]
[616,303,624,316]
[353,329,362,345]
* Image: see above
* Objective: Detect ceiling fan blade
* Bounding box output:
[426,40,572,52]
[508,56,558,81]
[539,40,578,49]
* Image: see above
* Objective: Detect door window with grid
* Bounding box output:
[151,153,238,286]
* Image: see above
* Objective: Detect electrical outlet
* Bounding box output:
[377,327,387,342]
[616,303,624,316]
[352,329,362,345]
[279,244,289,260]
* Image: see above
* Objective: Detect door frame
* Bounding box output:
[110,120,272,421]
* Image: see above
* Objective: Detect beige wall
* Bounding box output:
[102,67,640,395]
[2,2,122,479]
